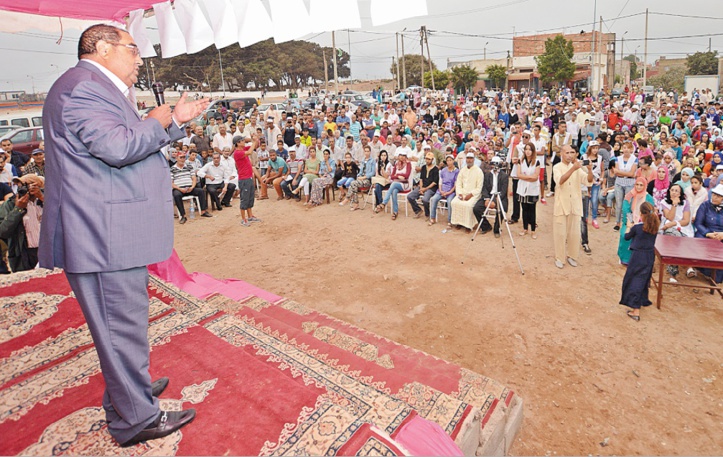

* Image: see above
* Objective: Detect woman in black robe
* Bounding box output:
[620,202,660,321]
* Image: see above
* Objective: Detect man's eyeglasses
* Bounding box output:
[522,135,530,138]
[110,42,140,56]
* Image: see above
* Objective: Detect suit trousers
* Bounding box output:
[206,182,236,208]
[65,267,160,444]
[553,214,581,262]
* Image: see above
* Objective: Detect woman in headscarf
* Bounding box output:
[618,177,655,265]
[703,151,722,176]
[662,151,681,177]
[693,184,723,283]
[647,164,670,211]
[675,167,694,192]
[658,183,695,282]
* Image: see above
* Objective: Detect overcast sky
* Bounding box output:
[1,0,721,93]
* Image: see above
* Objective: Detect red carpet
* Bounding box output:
[0,267,522,456]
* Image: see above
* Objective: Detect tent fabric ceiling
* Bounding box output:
[0,0,155,21]
[0,0,429,58]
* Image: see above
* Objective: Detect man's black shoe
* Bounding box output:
[201,211,213,218]
[222,203,232,207]
[179,216,187,224]
[120,409,196,448]
[216,205,223,211]
[151,377,169,397]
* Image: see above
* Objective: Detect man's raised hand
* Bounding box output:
[173,92,210,124]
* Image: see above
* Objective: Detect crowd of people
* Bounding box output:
[2,83,723,322]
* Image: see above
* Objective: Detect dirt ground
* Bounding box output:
[173,192,722,456]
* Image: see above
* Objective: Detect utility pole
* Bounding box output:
[709,37,712,52]
[395,32,401,90]
[590,0,597,94]
[322,48,329,94]
[505,51,511,91]
[484,41,489,60]
[347,28,352,82]
[423,26,435,90]
[643,8,649,86]
[218,49,226,96]
[401,30,407,89]
[332,31,339,95]
[598,16,603,93]
[419,28,425,87]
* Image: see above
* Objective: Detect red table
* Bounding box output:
[652,236,723,309]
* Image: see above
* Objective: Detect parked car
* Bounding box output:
[642,85,655,102]
[0,125,20,137]
[199,97,259,122]
[0,110,43,128]
[301,96,320,109]
[0,126,44,156]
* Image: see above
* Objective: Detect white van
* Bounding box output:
[0,110,43,128]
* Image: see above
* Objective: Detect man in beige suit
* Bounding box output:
[552,145,593,269]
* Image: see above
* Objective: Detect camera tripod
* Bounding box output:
[460,191,525,275]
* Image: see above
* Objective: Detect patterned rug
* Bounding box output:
[0,269,522,456]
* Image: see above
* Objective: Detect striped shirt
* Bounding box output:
[170,163,194,188]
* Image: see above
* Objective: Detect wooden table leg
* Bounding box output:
[656,256,665,309]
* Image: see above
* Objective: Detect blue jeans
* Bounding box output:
[337,177,354,188]
[374,183,389,206]
[614,183,634,224]
[382,182,405,213]
[589,184,600,220]
[430,191,454,222]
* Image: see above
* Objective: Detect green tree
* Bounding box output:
[649,67,686,92]
[486,64,507,88]
[449,65,479,94]
[535,35,575,85]
[136,39,351,92]
[623,54,640,80]
[390,54,437,88]
[423,69,449,88]
[686,51,718,75]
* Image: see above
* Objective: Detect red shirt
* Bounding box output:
[234,146,253,179]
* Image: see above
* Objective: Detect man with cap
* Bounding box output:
[450,151,484,230]
[0,174,44,272]
[24,149,46,177]
[264,116,282,147]
[694,184,723,282]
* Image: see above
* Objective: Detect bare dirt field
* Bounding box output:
[174,193,722,456]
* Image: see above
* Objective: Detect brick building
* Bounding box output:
[510,31,616,92]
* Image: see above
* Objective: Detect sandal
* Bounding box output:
[375,204,385,213]
[531,233,538,240]
[626,311,640,322]
[350,205,359,211]
[519,230,527,236]
[428,219,436,226]
[391,213,398,220]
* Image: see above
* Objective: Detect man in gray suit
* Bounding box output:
[39,24,208,447]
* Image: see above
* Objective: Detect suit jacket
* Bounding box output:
[481,170,509,211]
[39,60,183,273]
